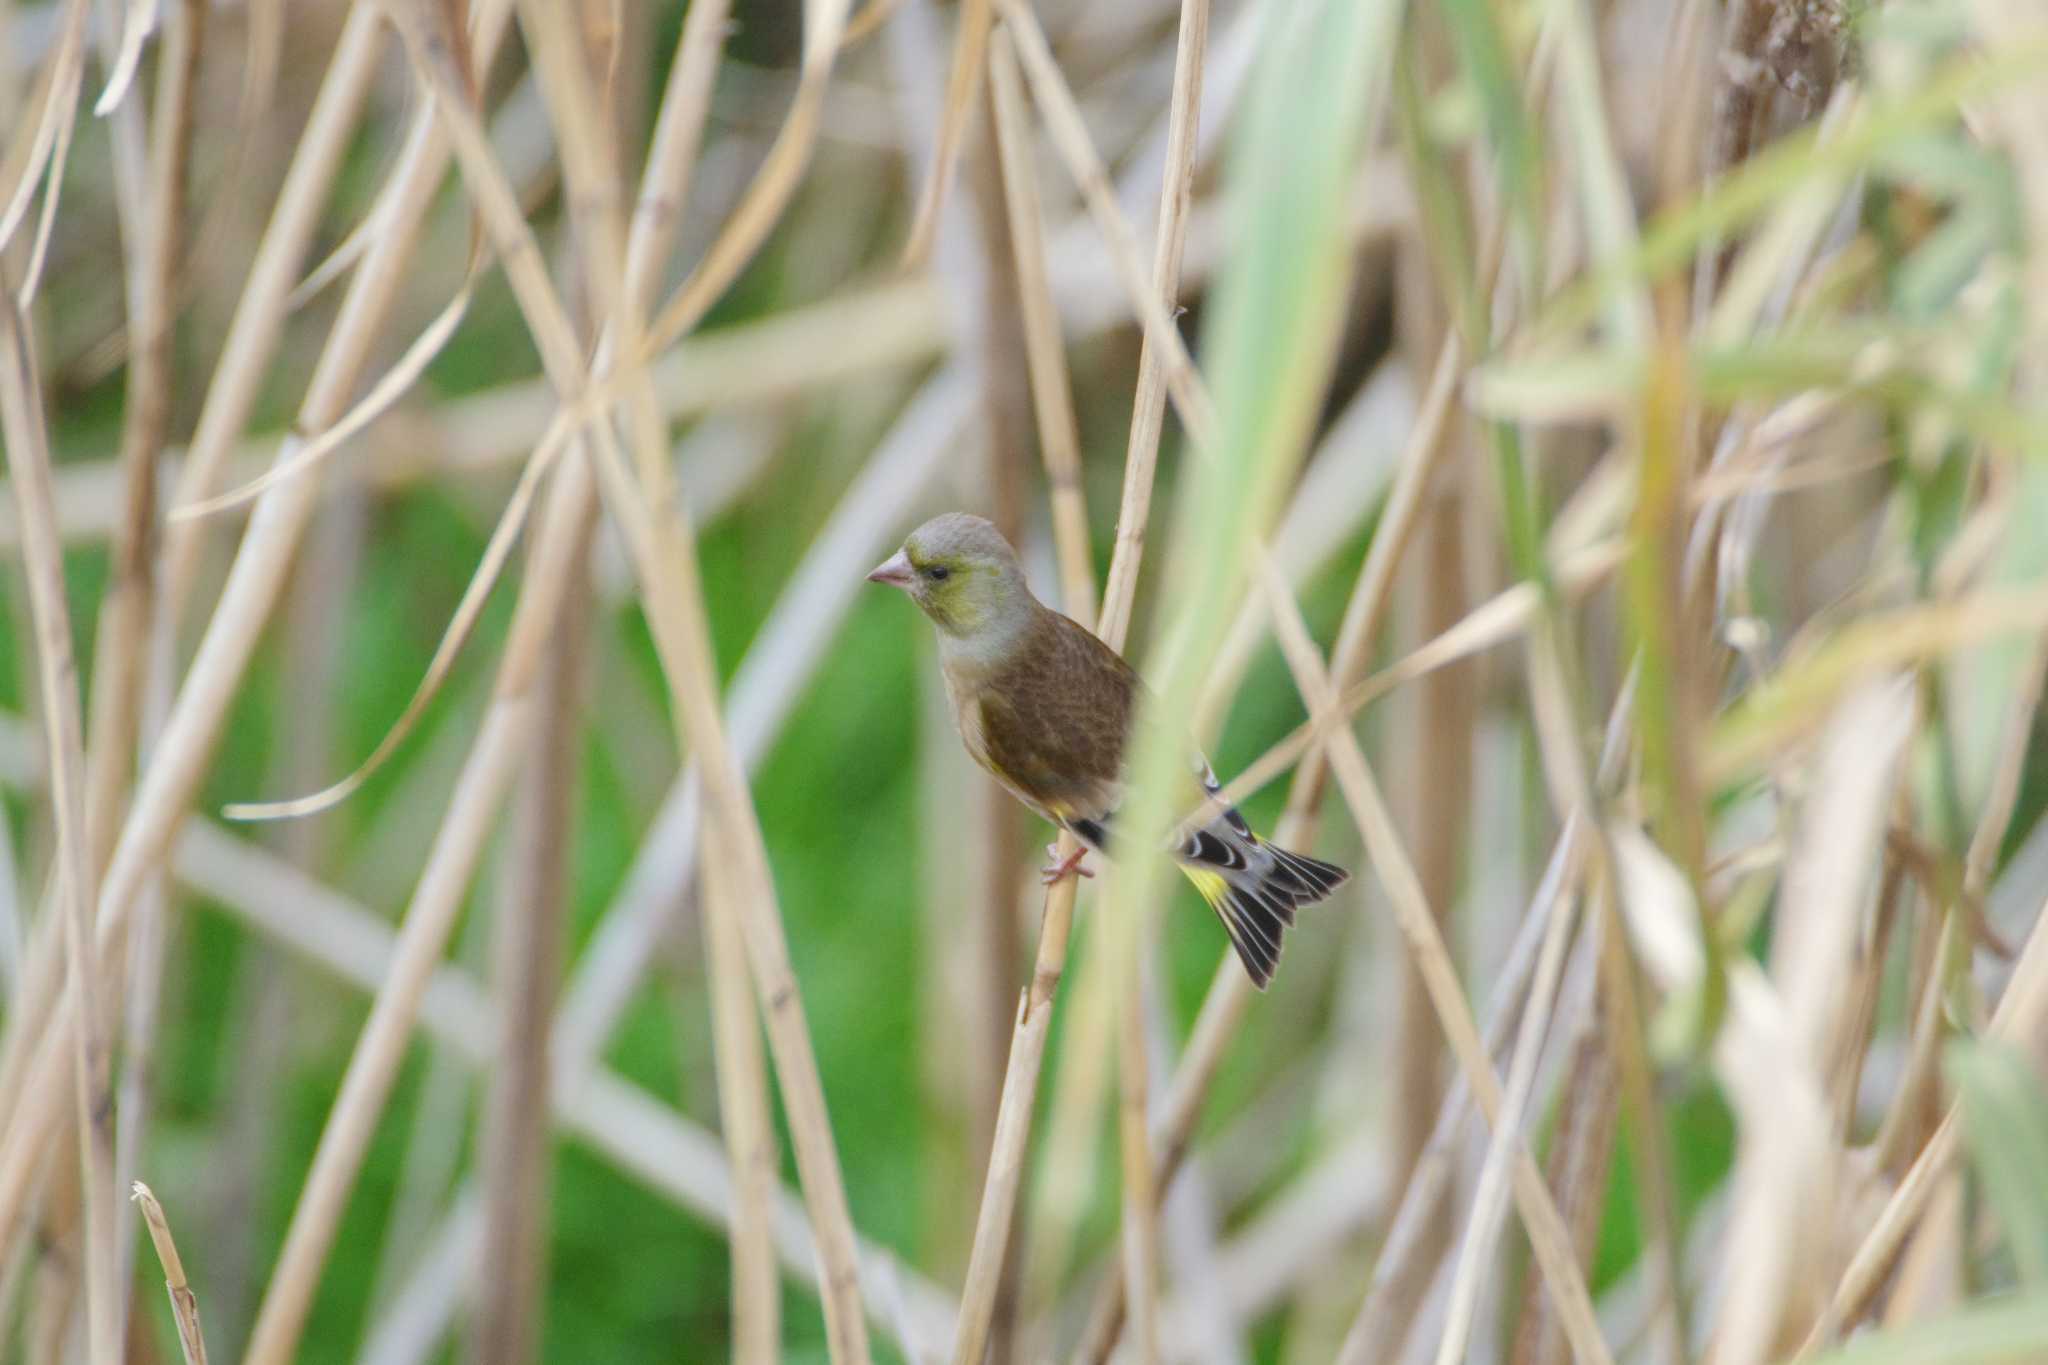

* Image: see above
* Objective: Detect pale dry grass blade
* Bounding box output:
[94,3,203,1326]
[702,828,783,1364]
[220,418,565,821]
[142,809,962,1354]
[1257,559,1615,1365]
[168,273,478,522]
[158,2,387,610]
[1431,874,1582,1365]
[1335,822,1592,1364]
[0,0,86,251]
[639,0,855,353]
[901,0,990,267]
[93,0,157,114]
[358,1193,483,1365]
[987,23,1094,619]
[470,500,591,1365]
[0,2,522,1241]
[553,368,973,1071]
[394,0,871,1351]
[944,1,1211,1356]
[16,9,80,303]
[992,0,1218,454]
[132,1181,208,1365]
[240,695,532,1365]
[0,289,121,1365]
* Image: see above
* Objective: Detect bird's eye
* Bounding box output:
[925,565,951,582]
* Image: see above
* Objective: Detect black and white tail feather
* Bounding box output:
[1066,761,1349,989]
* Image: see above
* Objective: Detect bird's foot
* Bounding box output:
[1040,842,1094,886]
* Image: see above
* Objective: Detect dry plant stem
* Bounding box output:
[87,0,200,870]
[1391,475,1470,1200]
[944,3,1209,1361]
[902,0,991,266]
[963,71,1039,1361]
[703,816,783,1364]
[993,0,1219,479]
[1532,635,1692,1365]
[470,504,592,1365]
[462,0,869,1354]
[1257,565,1614,1365]
[987,25,1095,618]
[132,1182,209,1365]
[159,2,386,612]
[240,685,534,1365]
[1509,999,1619,1365]
[133,809,959,1351]
[1430,871,1582,1365]
[1117,934,1161,1364]
[0,292,120,1365]
[0,0,525,1260]
[1861,639,2048,1317]
[1324,836,1591,1360]
[1070,332,1462,1365]
[100,5,203,1333]
[640,0,854,354]
[0,0,86,239]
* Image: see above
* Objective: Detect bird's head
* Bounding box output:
[867,512,1033,640]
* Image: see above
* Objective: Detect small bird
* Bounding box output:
[868,512,1348,988]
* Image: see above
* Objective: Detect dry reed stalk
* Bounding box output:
[702,818,784,1364]
[624,35,776,1327]
[943,3,1210,1359]
[0,0,85,251]
[1069,330,1462,1365]
[407,0,868,1352]
[553,370,974,1067]
[1254,565,1615,1365]
[1429,867,1583,1365]
[638,0,854,355]
[1389,473,1471,1197]
[157,2,385,611]
[1115,941,1162,1363]
[1105,0,1196,646]
[1793,872,2048,1352]
[238,689,533,1365]
[0,0,526,1262]
[97,9,204,1338]
[992,0,1219,453]
[132,1181,208,1365]
[86,0,198,868]
[902,0,991,267]
[138,811,961,1353]
[963,66,1042,1365]
[470,496,591,1365]
[0,288,120,1365]
[987,25,1094,619]
[1509,1002,1620,1365]
[8,158,1410,554]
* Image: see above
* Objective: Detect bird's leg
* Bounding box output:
[1039,841,1094,885]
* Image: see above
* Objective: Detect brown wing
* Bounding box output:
[974,609,1139,838]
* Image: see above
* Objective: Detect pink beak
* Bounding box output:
[866,548,915,589]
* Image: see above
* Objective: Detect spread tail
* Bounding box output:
[1180,835,1349,989]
